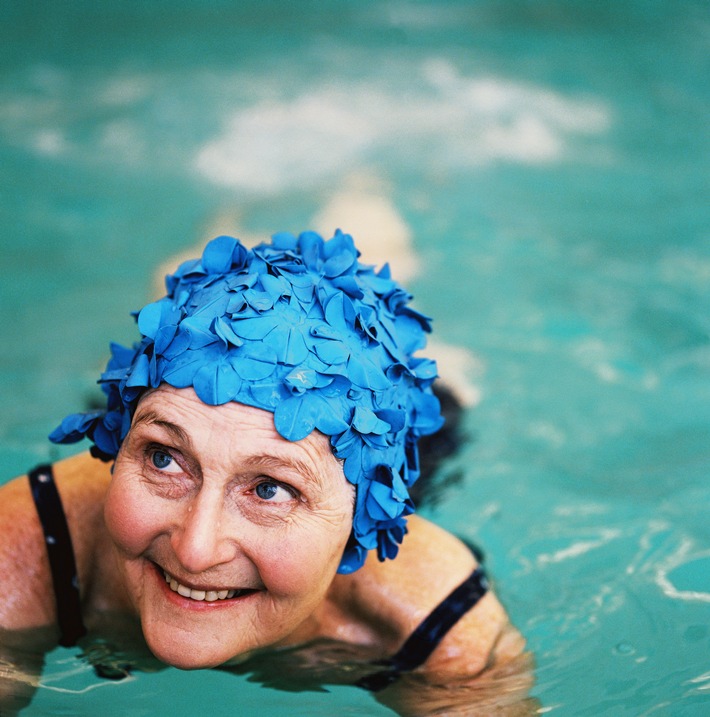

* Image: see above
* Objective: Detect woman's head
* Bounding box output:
[52,230,443,572]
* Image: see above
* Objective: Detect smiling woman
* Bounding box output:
[0,232,530,715]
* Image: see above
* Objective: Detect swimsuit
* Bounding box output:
[28,464,489,687]
[28,464,87,646]
[356,566,489,691]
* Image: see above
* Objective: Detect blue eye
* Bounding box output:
[255,481,293,503]
[256,482,277,500]
[151,450,173,470]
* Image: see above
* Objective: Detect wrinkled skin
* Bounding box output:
[104,386,355,668]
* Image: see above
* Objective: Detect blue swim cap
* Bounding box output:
[50,231,443,573]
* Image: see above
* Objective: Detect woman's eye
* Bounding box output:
[255,480,293,503]
[150,449,180,473]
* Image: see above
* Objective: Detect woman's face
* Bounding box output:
[104,385,354,669]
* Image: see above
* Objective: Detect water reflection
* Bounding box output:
[1,627,537,717]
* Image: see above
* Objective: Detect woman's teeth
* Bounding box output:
[163,571,239,601]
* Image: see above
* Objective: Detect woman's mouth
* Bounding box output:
[162,569,255,602]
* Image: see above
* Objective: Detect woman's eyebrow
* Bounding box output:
[249,455,327,489]
[131,410,192,448]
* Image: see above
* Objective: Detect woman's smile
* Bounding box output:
[157,563,261,603]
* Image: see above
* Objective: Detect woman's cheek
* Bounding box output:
[104,476,159,557]
[262,516,351,595]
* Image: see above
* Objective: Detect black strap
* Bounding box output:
[357,566,489,691]
[28,464,87,647]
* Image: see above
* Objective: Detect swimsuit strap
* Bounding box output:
[28,464,87,647]
[357,566,489,692]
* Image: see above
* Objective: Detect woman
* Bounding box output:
[0,231,529,714]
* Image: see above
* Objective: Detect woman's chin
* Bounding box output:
[143,631,237,670]
[153,648,230,670]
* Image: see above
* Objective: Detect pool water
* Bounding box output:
[1,1,708,714]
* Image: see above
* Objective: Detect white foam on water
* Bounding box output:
[97,75,153,107]
[195,58,610,193]
[2,58,609,190]
[536,529,623,565]
[99,119,145,159]
[655,541,710,604]
[33,129,67,156]
[195,91,378,194]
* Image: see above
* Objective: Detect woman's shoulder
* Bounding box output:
[340,516,478,638]
[330,516,524,677]
[0,452,111,631]
[7,452,113,535]
[48,451,113,523]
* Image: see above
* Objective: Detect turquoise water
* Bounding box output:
[1,1,708,714]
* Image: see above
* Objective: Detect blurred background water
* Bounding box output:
[1,1,708,714]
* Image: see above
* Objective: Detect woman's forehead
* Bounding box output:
[134,385,336,462]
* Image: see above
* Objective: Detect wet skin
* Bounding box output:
[104,386,355,669]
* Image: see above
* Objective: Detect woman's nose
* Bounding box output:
[170,489,237,574]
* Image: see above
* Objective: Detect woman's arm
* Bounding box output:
[374,647,537,717]
[0,453,112,633]
[0,473,57,631]
[0,474,61,716]
[356,516,533,715]
[347,516,520,673]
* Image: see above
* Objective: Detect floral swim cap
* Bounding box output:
[50,231,443,573]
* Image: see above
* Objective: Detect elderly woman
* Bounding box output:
[0,232,527,713]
